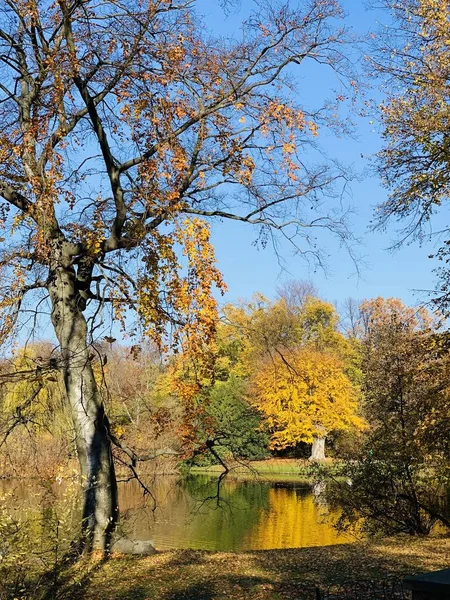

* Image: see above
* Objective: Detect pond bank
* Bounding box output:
[64,535,450,600]
[189,458,335,477]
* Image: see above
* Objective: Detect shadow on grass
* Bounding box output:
[40,555,108,600]
[121,574,272,600]
[166,549,208,567]
[57,536,450,600]
[249,536,450,592]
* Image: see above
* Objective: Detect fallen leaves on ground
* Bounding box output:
[63,535,450,600]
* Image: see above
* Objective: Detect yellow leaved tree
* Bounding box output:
[251,347,363,459]
[2,344,65,430]
[219,291,364,459]
[0,343,72,478]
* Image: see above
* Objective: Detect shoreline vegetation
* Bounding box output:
[188,458,326,475]
[0,458,329,481]
[57,535,450,600]
[187,458,340,483]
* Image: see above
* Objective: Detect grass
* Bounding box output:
[189,458,325,476]
[57,534,450,600]
[188,458,345,484]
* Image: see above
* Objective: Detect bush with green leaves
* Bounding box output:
[189,376,270,467]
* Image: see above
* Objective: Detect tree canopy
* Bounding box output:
[251,347,363,451]
[331,297,450,535]
[216,294,364,456]
[374,0,450,307]
[0,0,358,550]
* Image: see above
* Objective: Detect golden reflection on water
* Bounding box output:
[0,476,354,552]
[243,486,351,549]
[118,476,353,551]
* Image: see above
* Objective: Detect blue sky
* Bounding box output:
[8,0,443,353]
[195,0,442,310]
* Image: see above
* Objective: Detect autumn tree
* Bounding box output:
[360,298,450,460]
[251,347,363,456]
[103,344,166,428]
[99,344,183,479]
[0,0,358,550]
[0,342,71,477]
[372,0,450,307]
[221,293,363,459]
[331,298,450,535]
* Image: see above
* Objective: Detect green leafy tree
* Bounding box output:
[206,376,269,462]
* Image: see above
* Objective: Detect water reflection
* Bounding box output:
[0,475,353,552]
[118,475,352,551]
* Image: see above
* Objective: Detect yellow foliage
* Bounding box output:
[251,348,364,450]
[3,345,63,427]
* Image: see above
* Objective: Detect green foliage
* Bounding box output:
[188,376,270,467]
[208,377,269,461]
[298,297,339,348]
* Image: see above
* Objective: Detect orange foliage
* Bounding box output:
[0,0,356,364]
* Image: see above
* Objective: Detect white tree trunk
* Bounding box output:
[309,437,326,461]
[48,243,118,551]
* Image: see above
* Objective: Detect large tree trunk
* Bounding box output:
[48,243,118,552]
[309,437,326,461]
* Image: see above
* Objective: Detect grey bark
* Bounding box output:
[48,240,118,552]
[309,437,326,461]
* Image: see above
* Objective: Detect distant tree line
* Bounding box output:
[3,282,450,541]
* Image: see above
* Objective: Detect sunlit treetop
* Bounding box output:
[251,347,364,450]
[373,1,450,310]
[0,0,358,375]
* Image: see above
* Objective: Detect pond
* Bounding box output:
[118,474,355,551]
[0,475,356,552]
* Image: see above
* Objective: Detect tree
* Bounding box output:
[0,0,357,550]
[372,0,450,307]
[221,293,363,458]
[0,343,71,477]
[340,296,362,339]
[358,298,433,431]
[188,376,270,467]
[330,298,450,535]
[276,279,318,313]
[251,347,363,456]
[360,298,450,461]
[100,344,183,479]
[2,343,62,430]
